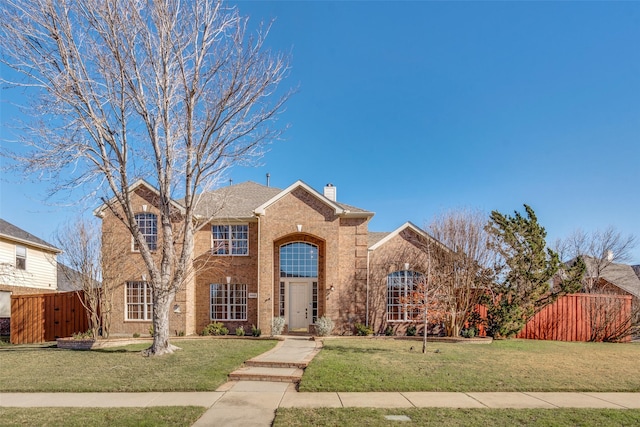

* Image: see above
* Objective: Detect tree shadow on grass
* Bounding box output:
[325,345,395,355]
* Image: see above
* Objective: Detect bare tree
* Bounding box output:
[555,227,637,292]
[54,217,126,339]
[0,0,290,355]
[428,209,494,337]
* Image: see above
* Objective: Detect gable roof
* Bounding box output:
[368,221,449,252]
[580,256,640,299]
[93,179,186,218]
[253,180,373,218]
[0,218,60,253]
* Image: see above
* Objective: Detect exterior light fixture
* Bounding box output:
[404,263,410,271]
[297,224,302,232]
[226,276,231,284]
[173,304,181,313]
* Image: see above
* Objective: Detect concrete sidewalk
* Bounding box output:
[1,337,639,427]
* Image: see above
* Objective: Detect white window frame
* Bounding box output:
[211,224,248,255]
[387,270,422,322]
[132,213,158,252]
[125,281,153,321]
[210,283,247,321]
[15,245,26,270]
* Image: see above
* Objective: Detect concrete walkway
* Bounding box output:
[1,337,639,427]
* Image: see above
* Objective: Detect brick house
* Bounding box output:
[96,180,444,336]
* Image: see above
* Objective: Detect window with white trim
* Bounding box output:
[126,281,153,321]
[387,270,423,321]
[133,213,158,251]
[210,283,247,321]
[15,245,26,270]
[212,225,248,255]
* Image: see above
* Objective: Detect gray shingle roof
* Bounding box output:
[581,256,640,299]
[0,218,59,252]
[190,181,371,219]
[368,231,390,248]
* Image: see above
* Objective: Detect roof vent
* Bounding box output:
[324,183,336,201]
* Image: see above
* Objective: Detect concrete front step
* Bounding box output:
[244,360,308,369]
[228,366,304,383]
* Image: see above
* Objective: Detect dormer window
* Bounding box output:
[212,225,248,255]
[133,213,158,251]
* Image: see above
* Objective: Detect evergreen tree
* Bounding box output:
[485,205,582,338]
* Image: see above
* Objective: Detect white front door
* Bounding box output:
[289,282,309,331]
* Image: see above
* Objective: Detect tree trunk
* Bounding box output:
[143,288,180,356]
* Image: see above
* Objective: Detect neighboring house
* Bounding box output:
[96,179,445,336]
[0,218,60,295]
[632,265,640,281]
[578,255,640,300]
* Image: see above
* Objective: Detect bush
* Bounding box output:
[315,316,334,336]
[202,322,229,336]
[71,330,93,340]
[251,325,261,337]
[132,332,140,338]
[271,316,285,335]
[235,326,245,336]
[406,325,417,336]
[354,323,374,336]
[461,327,477,338]
[148,325,154,337]
[384,325,395,336]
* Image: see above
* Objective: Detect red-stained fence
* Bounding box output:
[517,293,632,342]
[10,291,89,344]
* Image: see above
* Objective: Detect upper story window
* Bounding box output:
[212,225,248,255]
[15,245,26,270]
[133,213,158,251]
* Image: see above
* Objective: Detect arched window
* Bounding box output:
[134,213,157,251]
[387,270,423,321]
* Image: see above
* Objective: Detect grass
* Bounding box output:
[274,408,640,427]
[0,338,276,392]
[300,338,640,392]
[0,407,205,427]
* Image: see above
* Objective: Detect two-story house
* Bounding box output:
[96,180,442,336]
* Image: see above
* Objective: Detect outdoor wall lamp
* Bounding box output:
[173,304,181,313]
[326,285,335,299]
[404,263,410,271]
[297,224,302,232]
[226,276,231,284]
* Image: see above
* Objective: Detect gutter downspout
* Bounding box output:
[256,213,262,331]
[366,249,371,326]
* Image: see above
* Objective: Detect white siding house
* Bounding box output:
[0,218,60,293]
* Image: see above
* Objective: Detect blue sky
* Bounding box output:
[1,1,639,263]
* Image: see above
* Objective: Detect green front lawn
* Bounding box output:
[0,338,276,392]
[0,407,205,427]
[300,338,640,392]
[274,408,640,427]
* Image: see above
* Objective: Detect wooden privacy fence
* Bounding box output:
[517,293,632,342]
[10,291,89,344]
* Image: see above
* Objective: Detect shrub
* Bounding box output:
[202,322,229,336]
[235,326,245,336]
[132,332,140,338]
[354,323,374,336]
[461,327,477,338]
[384,325,395,336]
[251,325,261,337]
[71,330,93,340]
[148,325,154,337]
[315,316,334,336]
[406,325,417,336]
[271,316,285,335]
